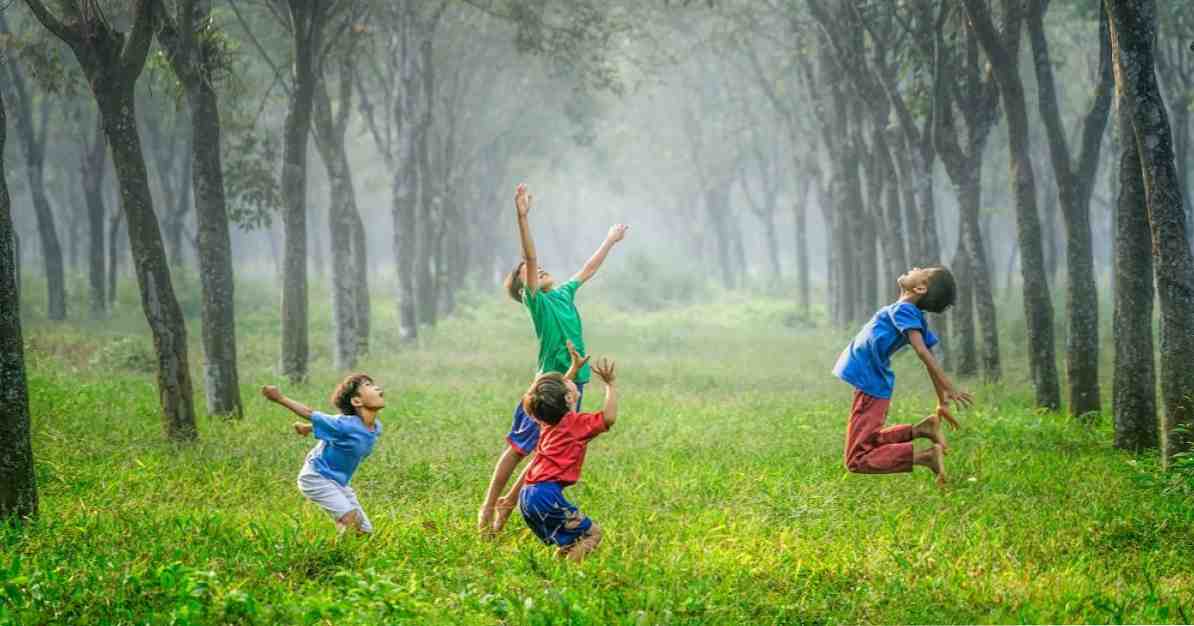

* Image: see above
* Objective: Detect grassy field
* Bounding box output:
[2,277,1193,624]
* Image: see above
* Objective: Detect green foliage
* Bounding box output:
[4,281,1194,623]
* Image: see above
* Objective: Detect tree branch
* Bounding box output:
[20,0,75,44]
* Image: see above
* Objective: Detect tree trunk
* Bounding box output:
[1112,88,1157,451]
[108,207,125,307]
[99,87,197,440]
[279,0,320,383]
[83,116,107,318]
[0,88,38,522]
[351,211,370,355]
[793,181,810,314]
[705,185,736,290]
[187,79,242,418]
[416,133,438,326]
[2,61,66,321]
[951,225,979,378]
[956,166,1001,381]
[1028,0,1110,418]
[963,0,1061,410]
[876,133,907,302]
[1108,0,1194,463]
[312,77,361,371]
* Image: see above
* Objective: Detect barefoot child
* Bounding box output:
[262,375,385,533]
[832,266,973,485]
[478,183,628,534]
[518,357,618,562]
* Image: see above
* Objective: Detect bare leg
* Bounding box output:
[913,443,947,486]
[913,414,948,451]
[479,446,526,533]
[336,510,367,535]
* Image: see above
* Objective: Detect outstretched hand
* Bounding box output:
[593,358,616,385]
[515,183,532,217]
[607,223,629,243]
[294,422,312,436]
[937,388,973,430]
[567,339,591,372]
[261,385,283,403]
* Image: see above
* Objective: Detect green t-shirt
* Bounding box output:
[523,279,590,383]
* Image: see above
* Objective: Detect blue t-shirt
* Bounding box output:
[303,411,382,486]
[832,301,939,399]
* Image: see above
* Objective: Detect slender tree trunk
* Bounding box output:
[0,88,38,522]
[1028,0,1110,417]
[964,0,1062,409]
[876,134,907,302]
[951,223,978,378]
[312,78,360,371]
[1108,0,1194,463]
[187,80,242,418]
[794,181,810,314]
[351,211,370,355]
[108,207,124,307]
[99,87,197,440]
[279,1,320,383]
[83,117,107,318]
[706,185,736,290]
[416,133,437,326]
[3,63,66,320]
[1112,89,1157,451]
[955,165,1001,381]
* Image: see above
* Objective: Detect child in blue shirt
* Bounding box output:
[262,374,384,534]
[832,267,973,485]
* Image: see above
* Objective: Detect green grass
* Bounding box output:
[2,278,1192,624]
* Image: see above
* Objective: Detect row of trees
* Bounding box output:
[2,0,1193,524]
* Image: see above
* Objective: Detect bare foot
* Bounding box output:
[915,414,948,452]
[926,443,946,487]
[492,501,516,533]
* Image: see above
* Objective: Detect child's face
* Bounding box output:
[352,380,386,412]
[564,379,580,412]
[521,264,555,291]
[897,267,933,295]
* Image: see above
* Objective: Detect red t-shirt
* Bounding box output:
[525,411,608,486]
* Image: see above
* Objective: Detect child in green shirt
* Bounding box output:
[478,183,628,535]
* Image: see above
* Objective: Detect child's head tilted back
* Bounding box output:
[504,261,555,302]
[330,373,379,416]
[523,373,571,426]
[899,266,957,313]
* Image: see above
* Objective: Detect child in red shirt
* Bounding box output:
[517,357,618,562]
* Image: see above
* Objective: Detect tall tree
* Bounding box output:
[80,115,108,318]
[0,86,38,522]
[1027,0,1113,418]
[1112,78,1157,451]
[963,0,1062,410]
[25,0,198,440]
[312,10,370,371]
[0,13,66,321]
[157,0,244,418]
[1107,0,1194,464]
[935,10,1002,381]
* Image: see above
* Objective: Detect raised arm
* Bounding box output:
[563,339,591,381]
[261,385,314,420]
[592,358,618,429]
[572,224,629,285]
[515,184,539,295]
[907,331,972,429]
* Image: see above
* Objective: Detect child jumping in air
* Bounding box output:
[518,356,618,562]
[832,266,973,486]
[262,374,385,534]
[477,183,628,534]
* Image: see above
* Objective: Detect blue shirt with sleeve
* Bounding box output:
[303,411,382,486]
[832,301,939,399]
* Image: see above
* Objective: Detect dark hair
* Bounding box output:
[504,261,525,303]
[331,373,373,415]
[523,373,570,426]
[918,266,957,313]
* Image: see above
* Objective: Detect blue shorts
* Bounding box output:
[506,382,585,455]
[519,481,592,548]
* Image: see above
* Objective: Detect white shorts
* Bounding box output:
[297,465,373,533]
